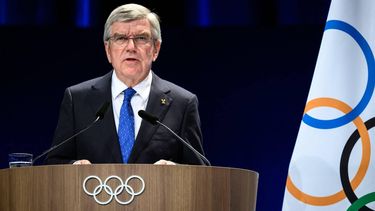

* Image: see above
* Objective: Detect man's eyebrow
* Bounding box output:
[112,32,127,36]
[111,32,150,37]
[135,32,151,36]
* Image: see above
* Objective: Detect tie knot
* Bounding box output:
[124,88,136,102]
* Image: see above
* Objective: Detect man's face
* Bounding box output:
[105,19,161,86]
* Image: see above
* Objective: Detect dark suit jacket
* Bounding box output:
[45,71,205,165]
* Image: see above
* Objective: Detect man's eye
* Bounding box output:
[115,36,128,42]
[135,36,148,41]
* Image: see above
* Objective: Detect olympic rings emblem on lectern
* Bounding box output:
[82,175,145,205]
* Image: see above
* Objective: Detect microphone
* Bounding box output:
[138,110,211,166]
[32,102,110,164]
[96,101,110,120]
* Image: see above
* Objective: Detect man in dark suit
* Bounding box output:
[46,3,206,165]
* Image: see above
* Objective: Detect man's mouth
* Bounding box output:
[125,58,138,61]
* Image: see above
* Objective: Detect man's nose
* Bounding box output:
[126,38,136,49]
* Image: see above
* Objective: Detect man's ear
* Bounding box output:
[152,41,161,61]
[104,42,112,63]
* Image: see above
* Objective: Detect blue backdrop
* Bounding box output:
[0,0,330,210]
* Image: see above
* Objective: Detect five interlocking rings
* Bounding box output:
[82,175,145,205]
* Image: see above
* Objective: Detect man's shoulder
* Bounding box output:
[68,71,112,92]
[155,74,196,99]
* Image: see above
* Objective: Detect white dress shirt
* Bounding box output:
[111,70,152,139]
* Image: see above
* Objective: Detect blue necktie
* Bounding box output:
[118,88,136,163]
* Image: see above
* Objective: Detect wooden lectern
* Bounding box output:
[0,164,258,211]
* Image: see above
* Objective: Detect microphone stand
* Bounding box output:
[32,116,101,165]
[156,120,211,166]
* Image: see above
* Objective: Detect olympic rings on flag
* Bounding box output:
[340,117,375,210]
[347,192,375,211]
[286,98,371,206]
[303,20,375,129]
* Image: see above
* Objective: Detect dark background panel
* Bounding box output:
[0,0,330,210]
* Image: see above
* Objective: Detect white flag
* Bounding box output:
[282,0,375,210]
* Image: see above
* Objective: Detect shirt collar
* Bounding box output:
[111,70,153,100]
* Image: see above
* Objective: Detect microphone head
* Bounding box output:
[96,102,110,120]
[138,110,158,125]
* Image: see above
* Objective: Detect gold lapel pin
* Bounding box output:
[161,98,166,105]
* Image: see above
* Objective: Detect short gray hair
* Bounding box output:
[103,4,162,43]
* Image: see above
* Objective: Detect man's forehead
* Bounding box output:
[111,19,151,31]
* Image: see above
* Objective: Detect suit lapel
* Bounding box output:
[128,73,173,163]
[88,71,123,163]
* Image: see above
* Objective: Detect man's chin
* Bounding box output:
[115,69,149,86]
